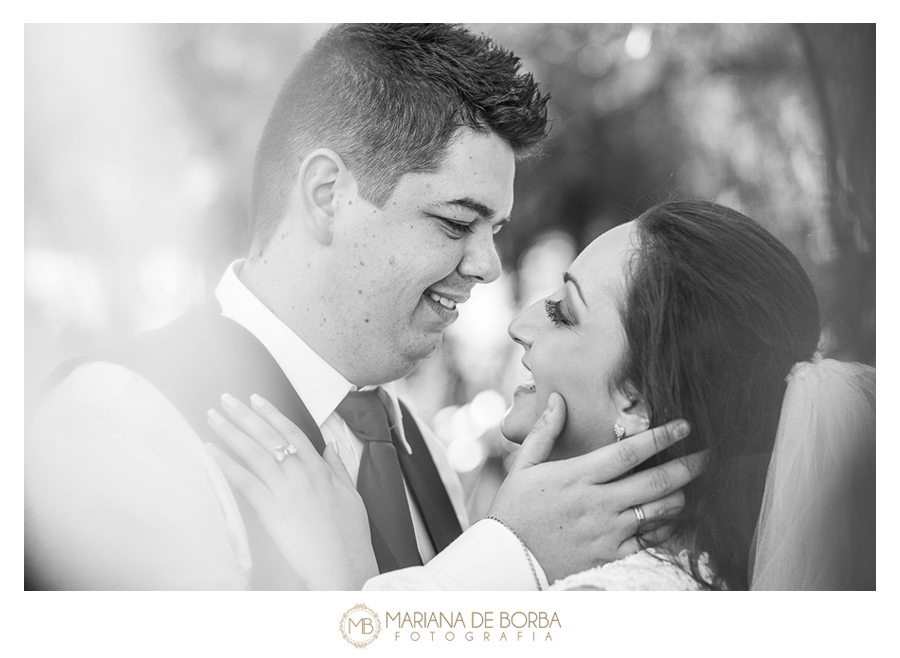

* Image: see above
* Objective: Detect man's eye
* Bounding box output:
[438,217,473,237]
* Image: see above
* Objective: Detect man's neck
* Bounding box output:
[237,254,393,388]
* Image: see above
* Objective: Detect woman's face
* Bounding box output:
[501,221,638,459]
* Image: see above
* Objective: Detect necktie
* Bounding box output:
[336,389,422,572]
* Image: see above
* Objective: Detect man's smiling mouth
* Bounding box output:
[424,287,469,311]
[426,290,457,310]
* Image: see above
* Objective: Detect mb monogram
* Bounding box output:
[340,604,382,648]
[339,606,560,646]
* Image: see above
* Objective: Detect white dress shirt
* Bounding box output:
[26,261,548,590]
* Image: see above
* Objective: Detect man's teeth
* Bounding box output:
[427,291,457,310]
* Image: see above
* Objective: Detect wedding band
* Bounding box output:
[633,505,645,527]
[274,444,299,463]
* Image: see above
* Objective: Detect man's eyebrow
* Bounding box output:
[563,272,587,307]
[433,198,510,224]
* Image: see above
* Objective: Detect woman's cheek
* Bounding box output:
[552,396,617,460]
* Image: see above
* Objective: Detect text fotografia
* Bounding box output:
[387,611,561,642]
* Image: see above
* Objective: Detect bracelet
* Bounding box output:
[482,514,542,591]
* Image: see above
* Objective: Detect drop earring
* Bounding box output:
[614,423,626,442]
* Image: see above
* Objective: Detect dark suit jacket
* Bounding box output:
[37,302,462,589]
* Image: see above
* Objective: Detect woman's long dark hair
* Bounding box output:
[617,199,821,590]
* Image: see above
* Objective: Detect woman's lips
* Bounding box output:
[513,378,536,395]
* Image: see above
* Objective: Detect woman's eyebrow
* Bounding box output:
[563,272,587,307]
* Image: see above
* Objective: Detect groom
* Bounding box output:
[27,24,694,590]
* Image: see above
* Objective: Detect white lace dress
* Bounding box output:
[550,548,716,591]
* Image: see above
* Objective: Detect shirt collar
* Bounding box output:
[214,260,410,450]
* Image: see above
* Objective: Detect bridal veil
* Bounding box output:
[749,358,876,590]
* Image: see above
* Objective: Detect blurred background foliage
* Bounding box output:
[25,24,875,517]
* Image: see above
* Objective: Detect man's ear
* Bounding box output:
[612,384,651,438]
[291,148,350,246]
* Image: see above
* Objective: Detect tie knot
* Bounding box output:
[336,389,393,443]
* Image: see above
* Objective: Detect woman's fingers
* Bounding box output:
[219,393,286,454]
[219,394,329,479]
[511,393,566,471]
[577,420,692,484]
[207,408,285,488]
[205,442,272,510]
[247,394,320,463]
[214,394,352,498]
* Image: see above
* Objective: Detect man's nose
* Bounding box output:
[458,227,502,284]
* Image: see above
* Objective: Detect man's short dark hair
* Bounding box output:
[249,23,550,251]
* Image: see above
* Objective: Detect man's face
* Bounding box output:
[326,128,515,385]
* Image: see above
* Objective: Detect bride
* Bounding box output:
[206,199,875,590]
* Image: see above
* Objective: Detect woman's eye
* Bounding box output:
[544,299,572,327]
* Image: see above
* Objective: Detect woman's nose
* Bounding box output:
[508,298,543,348]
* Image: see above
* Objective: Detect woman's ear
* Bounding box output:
[289,148,351,246]
[612,384,651,437]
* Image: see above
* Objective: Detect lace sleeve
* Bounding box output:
[550,549,713,591]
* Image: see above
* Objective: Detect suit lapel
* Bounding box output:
[107,303,327,456]
[395,401,464,554]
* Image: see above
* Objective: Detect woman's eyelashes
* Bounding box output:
[544,298,573,327]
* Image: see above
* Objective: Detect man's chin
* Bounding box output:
[369,336,442,384]
[407,335,442,364]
